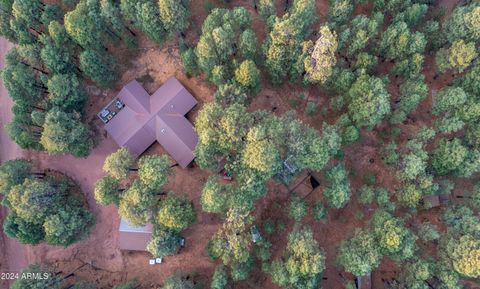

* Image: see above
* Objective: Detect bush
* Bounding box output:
[313,201,327,221]
[288,195,307,222]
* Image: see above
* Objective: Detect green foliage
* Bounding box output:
[347,74,391,128]
[416,222,440,242]
[213,83,247,106]
[436,40,478,73]
[397,184,423,208]
[201,176,228,213]
[303,25,338,84]
[231,257,254,281]
[64,0,104,49]
[337,229,382,276]
[239,29,257,60]
[391,53,424,78]
[392,76,428,124]
[310,202,325,222]
[234,59,261,94]
[382,142,399,166]
[443,3,480,44]
[0,159,31,195]
[263,0,317,83]
[40,108,92,157]
[288,195,307,222]
[325,68,355,95]
[40,38,74,74]
[397,138,430,186]
[353,52,378,72]
[2,167,94,246]
[270,227,325,289]
[211,265,229,289]
[328,0,353,25]
[118,180,155,226]
[156,193,196,233]
[257,0,275,20]
[431,138,467,176]
[339,13,383,56]
[194,7,254,85]
[94,175,121,206]
[47,73,86,112]
[195,103,339,209]
[446,235,480,278]
[379,21,426,61]
[3,212,45,245]
[323,164,351,209]
[147,227,181,257]
[358,185,375,205]
[161,272,195,289]
[137,1,166,44]
[180,48,197,77]
[372,210,417,262]
[43,206,95,246]
[397,258,433,289]
[211,208,253,265]
[393,3,428,27]
[158,0,190,35]
[138,155,171,190]
[79,49,116,88]
[443,205,480,236]
[103,148,134,180]
[455,62,480,98]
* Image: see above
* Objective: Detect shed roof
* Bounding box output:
[118,219,153,251]
[423,195,441,208]
[103,77,198,167]
[356,274,372,289]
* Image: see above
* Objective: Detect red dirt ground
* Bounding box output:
[1,0,479,289]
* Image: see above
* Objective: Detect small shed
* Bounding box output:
[355,274,372,289]
[439,194,450,206]
[423,195,441,208]
[118,219,153,251]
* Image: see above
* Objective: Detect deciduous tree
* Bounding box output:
[146,227,181,257]
[337,229,382,276]
[138,154,171,190]
[156,193,196,233]
[347,74,390,128]
[270,227,325,289]
[103,147,135,180]
[303,25,337,84]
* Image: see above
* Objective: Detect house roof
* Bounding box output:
[103,77,198,167]
[118,219,153,251]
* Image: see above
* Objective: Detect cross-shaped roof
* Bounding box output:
[103,77,198,168]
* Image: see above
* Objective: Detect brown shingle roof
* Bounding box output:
[103,77,198,167]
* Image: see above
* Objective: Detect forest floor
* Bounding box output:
[0,0,477,289]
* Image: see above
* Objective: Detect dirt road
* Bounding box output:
[0,37,30,288]
[0,36,124,287]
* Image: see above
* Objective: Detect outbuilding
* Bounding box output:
[355,274,372,289]
[118,219,153,251]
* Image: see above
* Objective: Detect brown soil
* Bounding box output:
[0,0,478,289]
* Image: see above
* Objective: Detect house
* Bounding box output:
[118,219,153,251]
[99,77,198,168]
[355,274,372,289]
